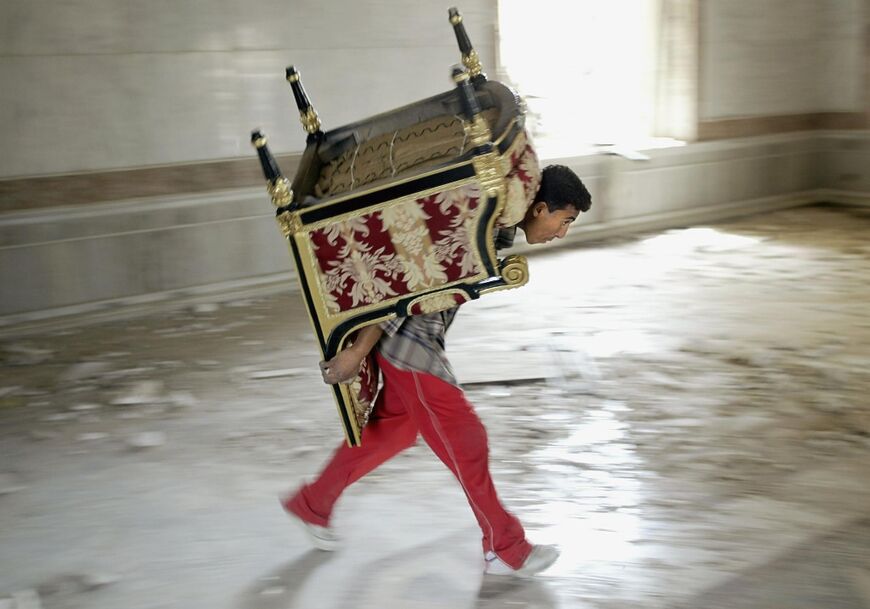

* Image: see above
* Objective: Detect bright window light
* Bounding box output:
[498,0,679,158]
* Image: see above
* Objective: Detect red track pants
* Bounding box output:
[285,353,532,569]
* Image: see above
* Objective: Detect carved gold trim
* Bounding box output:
[300,107,321,134]
[479,177,505,265]
[268,177,293,208]
[408,290,468,315]
[463,113,506,269]
[499,255,529,286]
[477,255,529,296]
[462,50,483,78]
[276,210,302,238]
[463,114,507,267]
[472,153,503,200]
[465,114,493,149]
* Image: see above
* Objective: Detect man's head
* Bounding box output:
[519,164,591,244]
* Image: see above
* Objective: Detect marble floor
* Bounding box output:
[1,203,869,609]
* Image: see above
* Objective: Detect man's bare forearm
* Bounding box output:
[347,324,384,358]
[320,325,384,384]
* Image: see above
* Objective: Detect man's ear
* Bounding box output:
[533,201,548,216]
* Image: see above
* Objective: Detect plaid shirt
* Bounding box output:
[374,200,530,386]
[378,307,461,386]
[375,227,524,386]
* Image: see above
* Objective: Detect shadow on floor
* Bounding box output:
[237,533,560,609]
[236,550,334,609]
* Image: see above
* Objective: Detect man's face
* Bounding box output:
[522,202,579,244]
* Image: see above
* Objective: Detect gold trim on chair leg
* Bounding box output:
[268,177,293,207]
[462,50,483,79]
[477,255,530,296]
[407,289,469,315]
[276,211,303,238]
[499,255,529,287]
[300,107,321,135]
[463,114,507,269]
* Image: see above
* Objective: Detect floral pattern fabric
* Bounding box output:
[306,130,542,443]
[310,184,484,314]
[499,130,541,228]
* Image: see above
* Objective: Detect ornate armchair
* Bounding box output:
[252,7,540,446]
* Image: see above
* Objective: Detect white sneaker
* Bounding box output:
[292,516,340,551]
[299,520,341,552]
[484,545,560,577]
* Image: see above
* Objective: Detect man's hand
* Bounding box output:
[319,348,364,385]
[318,324,385,385]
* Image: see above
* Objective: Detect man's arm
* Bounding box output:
[319,324,384,385]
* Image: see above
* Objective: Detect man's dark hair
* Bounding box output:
[534,164,592,213]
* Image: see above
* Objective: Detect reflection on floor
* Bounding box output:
[0,203,868,609]
[677,518,870,609]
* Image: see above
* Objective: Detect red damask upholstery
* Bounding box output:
[332,134,540,433]
[255,74,540,446]
[499,129,541,228]
[309,184,484,315]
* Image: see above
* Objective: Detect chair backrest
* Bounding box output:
[250,8,539,448]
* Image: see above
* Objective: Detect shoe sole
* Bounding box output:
[280,497,340,552]
[515,550,559,578]
[485,548,560,578]
[298,522,340,552]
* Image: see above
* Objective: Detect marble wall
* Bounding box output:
[2,132,867,320]
[2,1,866,182]
[0,0,496,179]
[700,0,867,120]
[1,1,869,320]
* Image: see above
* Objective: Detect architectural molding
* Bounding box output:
[0,154,302,214]
[698,113,869,141]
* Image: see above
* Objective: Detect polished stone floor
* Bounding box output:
[1,203,869,609]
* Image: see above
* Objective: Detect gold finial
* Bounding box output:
[287,71,300,83]
[462,49,482,78]
[450,13,463,25]
[252,135,267,149]
[268,177,293,208]
[299,107,321,134]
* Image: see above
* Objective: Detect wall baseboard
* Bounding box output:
[0,272,296,338]
[6,190,868,337]
[815,189,870,207]
[2,125,866,335]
